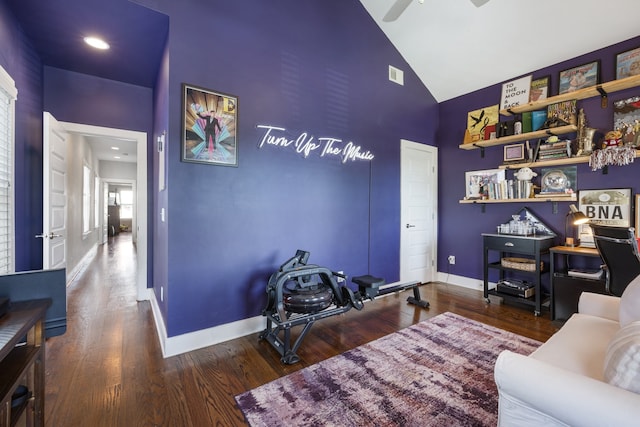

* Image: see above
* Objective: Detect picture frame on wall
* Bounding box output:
[530,75,550,102]
[558,60,600,94]
[182,83,238,166]
[578,188,632,229]
[615,46,640,79]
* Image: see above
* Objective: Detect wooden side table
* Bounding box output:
[0,299,50,427]
[549,246,606,321]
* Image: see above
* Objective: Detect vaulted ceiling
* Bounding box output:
[6,0,640,103]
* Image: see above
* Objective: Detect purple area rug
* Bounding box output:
[235,312,541,426]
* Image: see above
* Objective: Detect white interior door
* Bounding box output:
[400,140,438,283]
[41,112,68,270]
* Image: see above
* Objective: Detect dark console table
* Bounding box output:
[549,246,606,322]
[483,233,555,316]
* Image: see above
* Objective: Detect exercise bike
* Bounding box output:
[259,250,429,364]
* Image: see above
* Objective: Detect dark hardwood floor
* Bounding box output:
[44,234,559,426]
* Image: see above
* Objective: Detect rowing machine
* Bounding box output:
[259,250,429,364]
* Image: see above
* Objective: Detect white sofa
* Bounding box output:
[494,278,640,427]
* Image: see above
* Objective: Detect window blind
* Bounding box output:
[0,66,16,274]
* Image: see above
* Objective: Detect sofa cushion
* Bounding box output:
[604,320,640,393]
[531,313,619,381]
[620,275,640,328]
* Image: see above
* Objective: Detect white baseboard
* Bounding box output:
[436,271,487,291]
[148,290,264,358]
[66,244,98,286]
[146,275,493,358]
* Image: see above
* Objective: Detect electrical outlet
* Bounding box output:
[448,255,456,265]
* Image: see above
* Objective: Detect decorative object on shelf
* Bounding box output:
[182,83,238,167]
[501,75,532,110]
[613,96,640,147]
[565,204,589,247]
[616,46,640,79]
[546,100,577,126]
[576,108,598,156]
[514,167,536,198]
[496,207,556,236]
[503,143,525,163]
[589,145,636,171]
[466,104,498,143]
[530,76,550,102]
[496,119,515,137]
[535,135,571,162]
[602,130,623,148]
[464,168,505,199]
[558,60,600,94]
[537,166,577,197]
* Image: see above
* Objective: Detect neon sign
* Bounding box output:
[256,125,374,163]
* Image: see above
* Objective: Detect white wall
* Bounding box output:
[66,134,100,275]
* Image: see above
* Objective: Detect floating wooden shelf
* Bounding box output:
[498,149,640,169]
[459,125,577,150]
[459,195,576,204]
[500,74,640,116]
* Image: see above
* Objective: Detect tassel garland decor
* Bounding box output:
[589,146,636,171]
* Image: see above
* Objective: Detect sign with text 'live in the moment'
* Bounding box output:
[256,125,375,163]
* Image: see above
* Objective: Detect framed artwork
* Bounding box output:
[182,83,238,166]
[558,60,600,94]
[578,188,632,232]
[615,47,640,79]
[613,96,640,146]
[530,76,550,102]
[464,168,505,200]
[503,144,525,162]
[466,105,498,143]
[500,75,531,110]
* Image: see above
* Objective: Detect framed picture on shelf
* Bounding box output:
[530,75,550,102]
[503,144,525,162]
[616,47,640,79]
[182,83,238,166]
[613,96,640,146]
[578,188,632,229]
[558,60,600,94]
[500,75,532,110]
[466,105,498,143]
[464,169,505,200]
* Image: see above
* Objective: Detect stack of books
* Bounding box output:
[536,139,571,160]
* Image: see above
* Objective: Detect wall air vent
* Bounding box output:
[388,65,404,86]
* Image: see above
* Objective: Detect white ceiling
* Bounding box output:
[359,0,640,102]
[85,135,137,163]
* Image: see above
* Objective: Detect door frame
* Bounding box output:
[59,122,148,301]
[400,139,438,283]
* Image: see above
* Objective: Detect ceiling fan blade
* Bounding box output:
[470,0,490,7]
[383,0,413,22]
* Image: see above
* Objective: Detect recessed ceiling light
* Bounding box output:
[84,36,110,50]
[114,156,121,159]
[111,146,120,150]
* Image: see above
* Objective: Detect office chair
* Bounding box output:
[591,224,640,296]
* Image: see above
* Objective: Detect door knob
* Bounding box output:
[406,224,416,228]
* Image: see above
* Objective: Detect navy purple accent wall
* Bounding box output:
[153,41,170,321]
[0,1,44,272]
[438,35,640,287]
[152,0,439,336]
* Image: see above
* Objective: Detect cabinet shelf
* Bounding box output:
[459,125,577,150]
[500,74,640,116]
